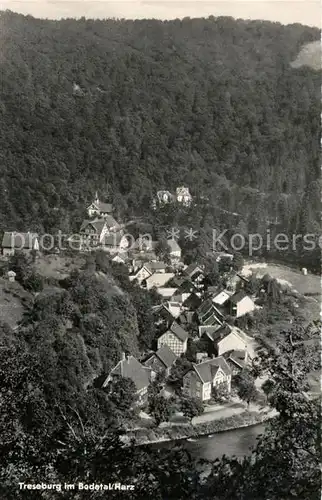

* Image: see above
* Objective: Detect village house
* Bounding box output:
[129,264,153,284]
[196,298,224,327]
[175,186,192,206]
[143,345,177,377]
[102,353,152,402]
[145,261,167,274]
[225,350,249,374]
[200,323,248,357]
[153,302,182,324]
[2,232,40,256]
[111,252,128,265]
[167,239,182,262]
[227,291,255,317]
[184,263,205,290]
[157,321,189,356]
[79,219,109,250]
[144,272,174,290]
[87,193,113,218]
[7,270,16,282]
[153,187,192,209]
[183,356,232,401]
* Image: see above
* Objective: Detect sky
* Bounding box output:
[0,0,320,27]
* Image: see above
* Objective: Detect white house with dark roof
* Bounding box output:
[167,239,182,262]
[157,321,188,356]
[87,193,113,218]
[200,323,248,357]
[129,264,153,284]
[176,186,192,206]
[79,219,109,250]
[102,353,152,402]
[183,356,232,401]
[2,232,39,256]
[228,291,255,318]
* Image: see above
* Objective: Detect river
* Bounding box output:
[150,423,266,461]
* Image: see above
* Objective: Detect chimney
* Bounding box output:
[121,352,126,361]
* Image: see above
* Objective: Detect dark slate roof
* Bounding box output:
[197,298,212,313]
[2,232,38,249]
[89,201,113,213]
[204,323,231,342]
[80,219,106,234]
[193,356,231,383]
[168,321,189,342]
[183,292,202,310]
[155,345,177,368]
[184,263,203,278]
[179,311,195,325]
[106,356,150,392]
[146,261,167,272]
[227,350,247,369]
[230,290,247,304]
[97,201,113,213]
[103,215,119,229]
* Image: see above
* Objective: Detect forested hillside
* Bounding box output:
[0,11,320,236]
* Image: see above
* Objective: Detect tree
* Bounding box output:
[180,396,204,423]
[261,378,275,403]
[212,382,230,403]
[232,252,244,271]
[155,237,171,264]
[106,375,137,415]
[148,395,171,426]
[234,370,258,407]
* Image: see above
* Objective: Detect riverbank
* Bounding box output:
[123,408,277,446]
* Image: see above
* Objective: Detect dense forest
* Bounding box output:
[0,11,320,247]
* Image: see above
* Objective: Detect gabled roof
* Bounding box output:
[192,356,231,383]
[2,232,38,249]
[197,298,214,316]
[226,350,247,369]
[88,201,113,213]
[184,264,204,278]
[80,219,107,235]
[185,263,204,278]
[156,191,174,202]
[199,324,222,338]
[182,292,202,310]
[166,321,189,342]
[167,239,181,254]
[155,345,177,368]
[230,290,248,304]
[145,261,167,272]
[103,215,119,229]
[176,186,191,197]
[104,356,150,392]
[212,290,232,306]
[145,272,174,289]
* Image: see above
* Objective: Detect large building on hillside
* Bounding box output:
[87,193,113,218]
[183,357,232,401]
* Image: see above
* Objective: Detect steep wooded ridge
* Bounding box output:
[0,11,320,234]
